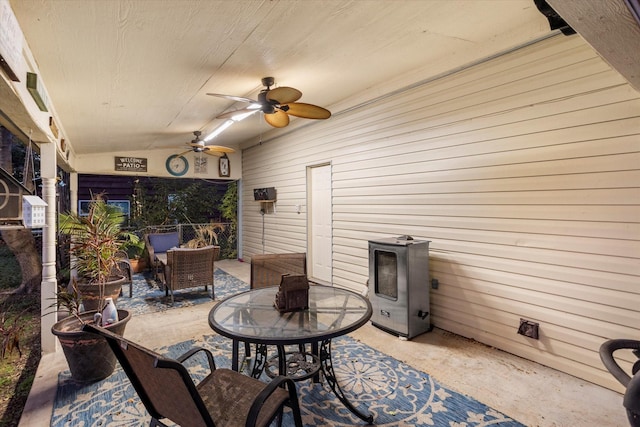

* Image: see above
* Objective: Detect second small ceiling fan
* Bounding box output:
[207,77,331,128]
[176,131,235,157]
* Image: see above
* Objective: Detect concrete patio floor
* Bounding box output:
[19,259,627,426]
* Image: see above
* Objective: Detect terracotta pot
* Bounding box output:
[51,309,131,382]
[130,258,147,273]
[77,276,126,311]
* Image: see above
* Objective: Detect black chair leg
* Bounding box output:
[287,382,304,427]
[276,407,284,427]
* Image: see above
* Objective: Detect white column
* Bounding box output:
[70,172,78,214]
[40,142,58,353]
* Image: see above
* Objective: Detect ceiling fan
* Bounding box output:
[177,131,235,157]
[207,77,331,128]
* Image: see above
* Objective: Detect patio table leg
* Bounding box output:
[320,338,374,424]
[231,339,240,371]
[250,344,268,378]
[311,341,321,383]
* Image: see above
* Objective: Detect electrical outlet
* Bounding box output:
[431,278,439,289]
[517,318,539,339]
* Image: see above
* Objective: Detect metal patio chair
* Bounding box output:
[115,250,133,297]
[83,324,304,427]
[600,339,640,426]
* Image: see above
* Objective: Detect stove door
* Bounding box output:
[368,242,409,336]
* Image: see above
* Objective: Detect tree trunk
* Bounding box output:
[1,229,41,294]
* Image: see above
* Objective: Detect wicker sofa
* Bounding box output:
[250,253,307,289]
[163,245,219,303]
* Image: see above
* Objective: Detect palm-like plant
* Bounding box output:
[59,194,138,310]
[185,223,223,248]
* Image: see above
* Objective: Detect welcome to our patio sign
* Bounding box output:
[114,156,147,172]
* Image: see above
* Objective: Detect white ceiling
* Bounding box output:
[9,0,552,158]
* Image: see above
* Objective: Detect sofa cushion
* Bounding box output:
[148,232,179,254]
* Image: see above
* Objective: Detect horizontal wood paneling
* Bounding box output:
[241,35,640,392]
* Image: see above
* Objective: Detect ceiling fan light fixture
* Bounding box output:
[231,109,258,122]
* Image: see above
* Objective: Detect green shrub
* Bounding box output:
[0,245,21,290]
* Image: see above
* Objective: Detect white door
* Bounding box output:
[308,164,332,283]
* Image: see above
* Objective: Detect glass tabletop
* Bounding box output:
[208,285,372,345]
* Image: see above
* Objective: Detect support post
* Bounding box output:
[40,142,58,353]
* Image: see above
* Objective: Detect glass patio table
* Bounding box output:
[208,284,374,423]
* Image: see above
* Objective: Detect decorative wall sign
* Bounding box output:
[219,154,230,177]
[114,156,147,172]
[49,117,59,139]
[194,156,207,174]
[26,72,49,111]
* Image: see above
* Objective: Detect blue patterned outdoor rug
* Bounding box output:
[52,334,526,427]
[115,268,249,315]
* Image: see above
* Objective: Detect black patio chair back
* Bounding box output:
[83,324,303,427]
[600,339,640,426]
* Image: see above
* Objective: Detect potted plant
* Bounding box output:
[124,238,147,273]
[58,194,138,310]
[185,222,222,254]
[50,280,131,382]
[51,194,136,382]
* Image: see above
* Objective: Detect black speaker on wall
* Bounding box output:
[253,187,277,201]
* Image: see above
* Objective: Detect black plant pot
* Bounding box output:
[77,276,126,311]
[51,309,131,382]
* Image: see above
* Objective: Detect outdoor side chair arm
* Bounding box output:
[175,347,216,371]
[247,375,301,427]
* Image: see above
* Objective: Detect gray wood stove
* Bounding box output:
[368,235,431,339]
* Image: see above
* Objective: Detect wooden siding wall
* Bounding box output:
[241,35,640,392]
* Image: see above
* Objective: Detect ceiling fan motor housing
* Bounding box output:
[258,91,276,114]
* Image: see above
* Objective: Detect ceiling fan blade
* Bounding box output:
[207,93,256,104]
[216,108,260,120]
[266,87,302,104]
[283,103,331,120]
[264,110,290,128]
[205,145,235,153]
[177,150,191,157]
[203,150,224,157]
